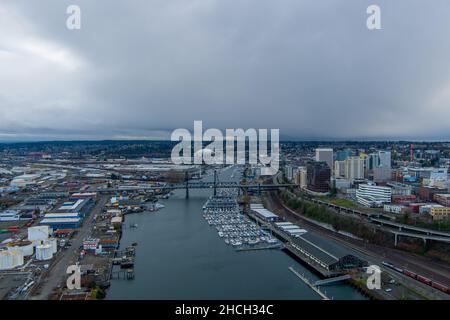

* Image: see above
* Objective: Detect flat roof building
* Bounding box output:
[291,232,366,271]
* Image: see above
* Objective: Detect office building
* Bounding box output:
[315,148,333,172]
[430,207,450,221]
[356,183,392,207]
[307,161,331,193]
[378,151,392,169]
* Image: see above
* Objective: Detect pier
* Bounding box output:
[111,269,135,280]
[288,267,330,300]
[235,243,284,252]
[247,211,341,277]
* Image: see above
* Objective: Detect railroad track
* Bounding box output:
[265,191,450,288]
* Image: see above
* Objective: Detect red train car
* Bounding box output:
[431,282,450,294]
[403,270,417,279]
[417,275,432,285]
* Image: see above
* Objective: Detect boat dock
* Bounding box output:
[236,243,284,252]
[288,266,330,300]
[111,269,135,280]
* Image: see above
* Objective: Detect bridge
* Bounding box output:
[391,230,450,246]
[98,171,295,198]
[309,198,379,218]
[297,193,450,246]
[370,218,450,238]
[314,274,352,286]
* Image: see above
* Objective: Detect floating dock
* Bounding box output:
[288,266,330,300]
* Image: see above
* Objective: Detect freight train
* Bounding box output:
[382,261,450,295]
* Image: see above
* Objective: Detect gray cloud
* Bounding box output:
[1,0,450,141]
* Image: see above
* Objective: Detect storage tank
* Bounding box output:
[35,244,53,261]
[46,238,58,254]
[28,226,49,241]
[8,240,34,257]
[0,249,24,270]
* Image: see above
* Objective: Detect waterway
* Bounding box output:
[107,166,365,299]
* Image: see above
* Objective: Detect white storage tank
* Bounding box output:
[8,240,34,257]
[46,238,58,254]
[28,226,50,241]
[35,244,53,261]
[0,249,24,270]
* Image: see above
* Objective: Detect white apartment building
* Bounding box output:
[344,156,365,181]
[334,160,345,178]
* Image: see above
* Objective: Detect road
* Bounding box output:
[264,190,450,299]
[29,195,108,300]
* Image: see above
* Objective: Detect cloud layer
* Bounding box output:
[1,0,450,141]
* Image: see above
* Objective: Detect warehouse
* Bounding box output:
[44,212,81,219]
[250,204,281,222]
[40,218,81,229]
[291,232,366,271]
[58,198,94,217]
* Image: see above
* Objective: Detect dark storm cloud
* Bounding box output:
[1,0,450,141]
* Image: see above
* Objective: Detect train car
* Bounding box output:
[417,275,432,286]
[403,269,417,279]
[393,267,404,273]
[431,282,450,294]
[382,261,394,269]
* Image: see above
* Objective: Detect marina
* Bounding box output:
[202,193,282,250]
[106,166,366,300]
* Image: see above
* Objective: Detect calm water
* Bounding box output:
[107,166,365,300]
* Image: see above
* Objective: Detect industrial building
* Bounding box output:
[40,218,82,229]
[250,204,281,222]
[290,232,366,272]
[274,222,307,237]
[57,198,94,217]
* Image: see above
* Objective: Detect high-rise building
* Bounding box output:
[295,166,308,188]
[373,166,392,183]
[315,148,333,172]
[378,151,391,169]
[344,156,365,181]
[335,149,353,161]
[334,160,346,178]
[307,161,331,193]
[366,153,380,171]
[285,165,294,181]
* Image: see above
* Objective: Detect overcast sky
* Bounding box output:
[1,0,450,141]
